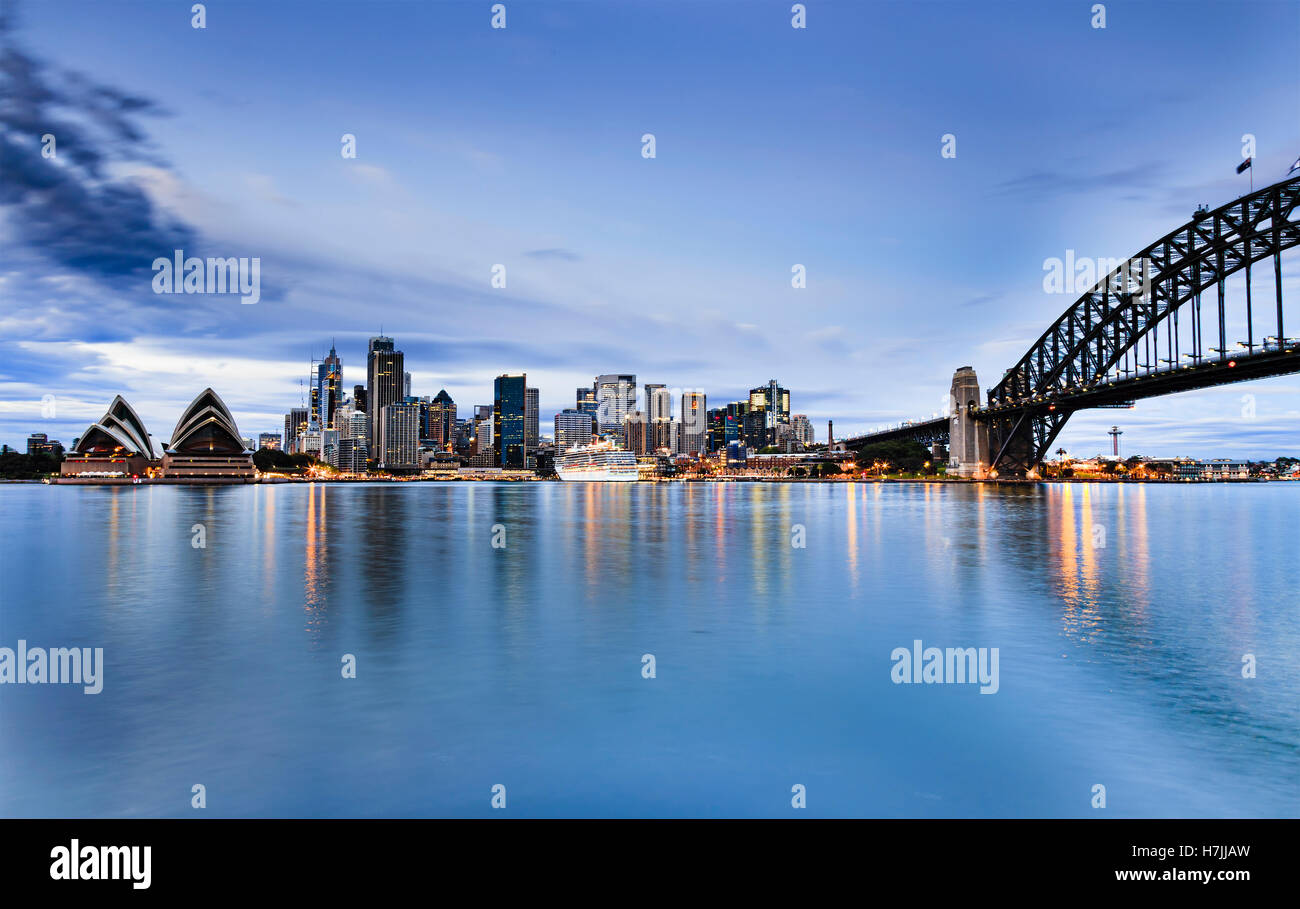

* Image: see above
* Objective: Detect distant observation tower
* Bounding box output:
[1108,426,1123,458]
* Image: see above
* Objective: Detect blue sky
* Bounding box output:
[1,0,1298,457]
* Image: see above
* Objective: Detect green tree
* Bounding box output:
[852,440,930,474]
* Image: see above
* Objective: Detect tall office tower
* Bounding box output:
[595,374,636,438]
[791,414,814,445]
[379,401,419,471]
[493,375,527,468]
[709,401,745,451]
[285,406,309,453]
[576,386,598,418]
[554,409,597,452]
[367,336,403,456]
[404,371,412,398]
[353,384,367,413]
[681,392,707,454]
[644,384,669,421]
[430,390,456,449]
[742,408,768,449]
[644,382,671,451]
[748,379,790,447]
[315,343,343,430]
[525,386,540,454]
[624,411,649,455]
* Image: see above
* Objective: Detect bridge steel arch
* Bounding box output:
[984,174,1300,476]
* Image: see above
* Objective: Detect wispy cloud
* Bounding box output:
[0,16,195,281]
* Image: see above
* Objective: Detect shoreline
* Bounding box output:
[12,475,1288,487]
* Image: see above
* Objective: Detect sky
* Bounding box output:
[1,0,1298,458]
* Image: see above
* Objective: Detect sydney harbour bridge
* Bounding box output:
[843,173,1300,478]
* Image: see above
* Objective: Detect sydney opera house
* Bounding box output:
[59,388,256,483]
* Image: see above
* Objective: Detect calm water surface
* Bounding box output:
[1,481,1296,817]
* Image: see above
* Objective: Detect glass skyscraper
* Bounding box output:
[494,374,527,468]
[367,336,403,457]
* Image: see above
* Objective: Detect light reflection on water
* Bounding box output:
[0,481,1296,818]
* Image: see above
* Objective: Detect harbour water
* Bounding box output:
[1,481,1296,817]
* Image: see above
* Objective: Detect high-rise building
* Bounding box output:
[576,386,598,419]
[335,437,368,473]
[493,374,527,468]
[258,433,281,450]
[681,392,707,455]
[644,384,669,421]
[367,337,403,457]
[595,374,636,438]
[335,405,368,443]
[525,386,540,454]
[404,371,412,398]
[353,384,367,413]
[284,407,308,453]
[624,411,649,455]
[748,380,790,447]
[554,409,596,452]
[708,403,744,452]
[379,401,419,471]
[791,413,814,445]
[643,383,671,452]
[430,390,456,449]
[314,343,342,430]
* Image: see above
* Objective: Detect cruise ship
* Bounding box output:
[554,442,638,481]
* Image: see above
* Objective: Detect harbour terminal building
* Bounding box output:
[59,388,255,484]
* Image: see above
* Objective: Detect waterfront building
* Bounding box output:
[430,390,456,449]
[160,388,256,481]
[258,433,281,450]
[791,413,814,446]
[284,406,308,453]
[576,386,598,419]
[595,374,636,439]
[494,374,527,469]
[379,401,419,471]
[554,409,597,452]
[60,396,155,477]
[367,336,404,457]
[525,386,540,454]
[680,392,707,455]
[625,410,649,455]
[335,437,368,473]
[748,380,790,447]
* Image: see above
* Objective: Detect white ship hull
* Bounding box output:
[555,446,639,481]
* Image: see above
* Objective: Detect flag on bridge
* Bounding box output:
[1236,157,1253,174]
[1289,156,1300,175]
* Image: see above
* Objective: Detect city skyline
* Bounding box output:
[1,2,1298,458]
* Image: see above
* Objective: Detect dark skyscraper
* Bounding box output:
[315,343,342,430]
[367,336,403,456]
[493,374,527,469]
[430,390,456,450]
[353,384,367,413]
[576,386,598,419]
